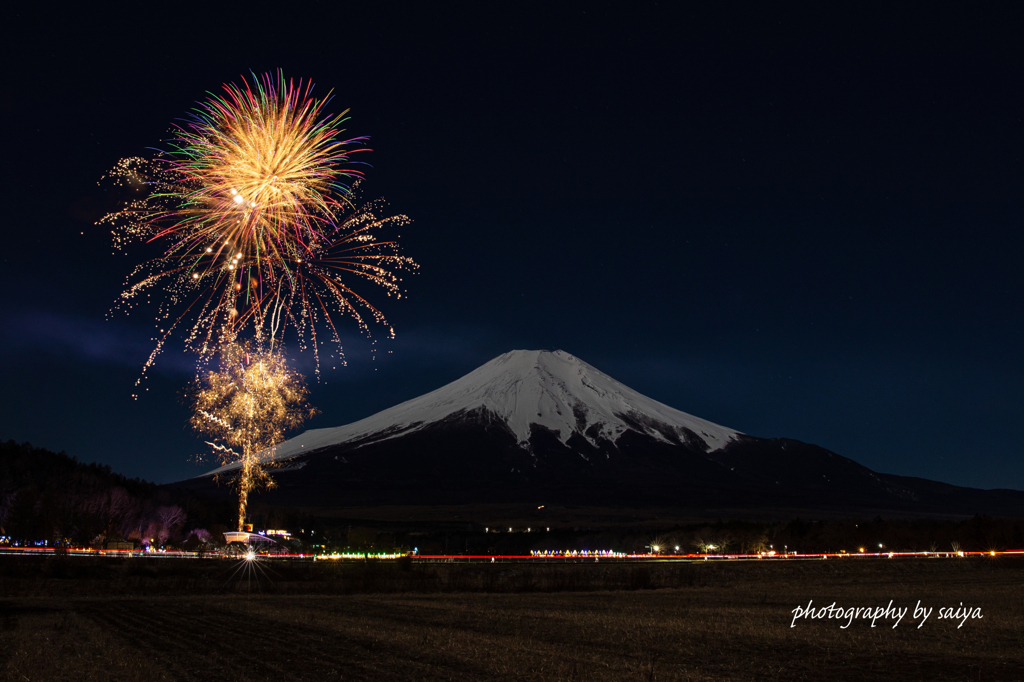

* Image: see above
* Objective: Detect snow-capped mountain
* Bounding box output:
[209,349,738,476]
[187,349,1024,516]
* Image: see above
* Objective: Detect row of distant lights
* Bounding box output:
[530,550,626,557]
[485,527,551,533]
[0,543,1005,560]
[315,552,408,561]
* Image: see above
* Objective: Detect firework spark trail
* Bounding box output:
[99,71,417,389]
[191,342,318,530]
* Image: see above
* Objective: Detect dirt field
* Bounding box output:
[2,556,1022,681]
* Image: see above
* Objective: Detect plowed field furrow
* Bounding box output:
[86,605,381,681]
[85,608,264,680]
[221,599,650,677]
[224,606,519,680]
[107,604,260,644]
[83,601,500,681]
[258,596,679,657]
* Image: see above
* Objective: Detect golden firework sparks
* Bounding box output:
[99,71,417,392]
[190,341,318,531]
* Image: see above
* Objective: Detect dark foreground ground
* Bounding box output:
[2,556,1022,681]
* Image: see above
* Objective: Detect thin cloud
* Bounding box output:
[0,310,196,376]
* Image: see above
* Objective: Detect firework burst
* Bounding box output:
[100,71,417,387]
[190,341,318,531]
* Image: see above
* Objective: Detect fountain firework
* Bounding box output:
[190,341,317,530]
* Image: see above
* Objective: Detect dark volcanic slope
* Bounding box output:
[175,406,1024,517]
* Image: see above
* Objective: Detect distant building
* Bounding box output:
[264,529,292,539]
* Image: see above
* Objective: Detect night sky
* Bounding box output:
[3,4,1022,491]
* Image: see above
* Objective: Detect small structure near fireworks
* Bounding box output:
[191,341,318,531]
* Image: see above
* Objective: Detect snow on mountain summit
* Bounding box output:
[438,349,742,448]
[209,349,740,473]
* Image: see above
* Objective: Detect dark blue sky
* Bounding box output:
[2,3,1022,490]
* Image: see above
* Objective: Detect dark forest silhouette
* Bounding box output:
[0,441,228,548]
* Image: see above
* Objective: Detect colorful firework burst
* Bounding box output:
[190,341,318,531]
[100,71,417,390]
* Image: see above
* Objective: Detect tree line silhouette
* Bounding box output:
[0,441,229,548]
